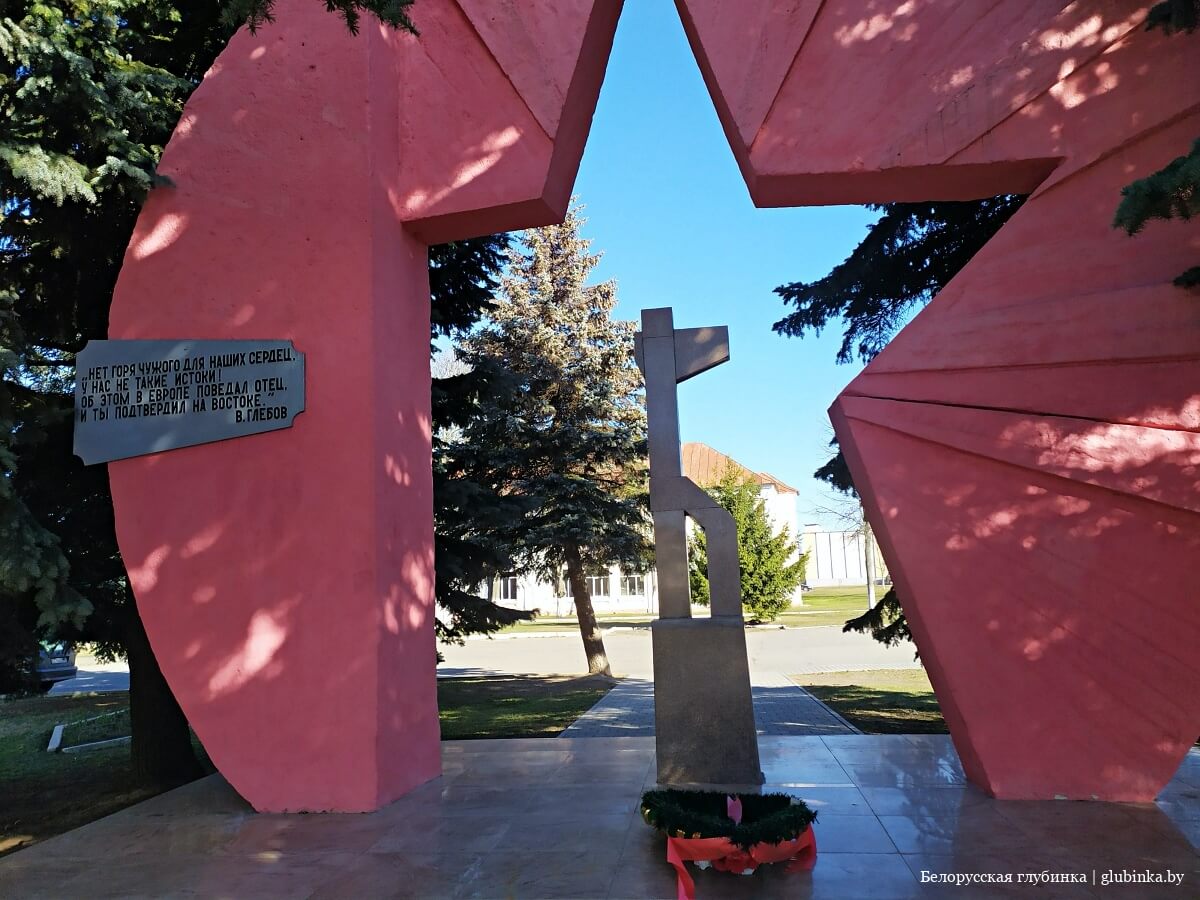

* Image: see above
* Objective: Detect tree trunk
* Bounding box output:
[565,548,612,676]
[125,603,203,789]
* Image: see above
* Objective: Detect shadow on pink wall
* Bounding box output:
[107,0,621,812]
[678,0,1200,801]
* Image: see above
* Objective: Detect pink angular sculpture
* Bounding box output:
[107,0,621,812]
[677,0,1200,800]
[109,0,1196,811]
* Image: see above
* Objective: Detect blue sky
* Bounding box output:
[572,1,877,528]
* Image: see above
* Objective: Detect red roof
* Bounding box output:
[681,442,798,494]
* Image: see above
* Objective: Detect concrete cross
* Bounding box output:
[635,307,762,787]
[635,307,743,619]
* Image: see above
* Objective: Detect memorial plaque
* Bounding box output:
[74,339,305,465]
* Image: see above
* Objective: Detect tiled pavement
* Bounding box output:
[560,673,857,738]
[559,679,657,737]
[2,736,1196,899]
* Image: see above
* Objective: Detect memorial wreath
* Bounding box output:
[640,789,818,900]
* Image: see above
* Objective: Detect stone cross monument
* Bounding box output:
[635,307,762,787]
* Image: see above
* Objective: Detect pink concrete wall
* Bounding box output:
[108,0,620,812]
[679,0,1199,800]
[113,0,1196,808]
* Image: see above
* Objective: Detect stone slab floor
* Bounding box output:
[1,736,1197,899]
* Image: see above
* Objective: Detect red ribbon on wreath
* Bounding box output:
[665,824,817,900]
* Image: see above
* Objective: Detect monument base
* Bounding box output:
[651,617,763,788]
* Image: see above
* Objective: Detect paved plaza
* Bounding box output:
[2,736,1196,899]
[560,674,858,738]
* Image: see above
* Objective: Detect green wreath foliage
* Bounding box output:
[640,789,817,851]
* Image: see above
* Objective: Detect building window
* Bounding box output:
[621,572,645,596]
[559,571,611,597]
[499,574,519,602]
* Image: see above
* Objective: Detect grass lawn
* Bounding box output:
[1,675,612,858]
[60,705,132,748]
[0,692,208,858]
[437,674,612,739]
[769,585,880,628]
[798,668,948,734]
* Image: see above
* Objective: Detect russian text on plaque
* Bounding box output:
[74,339,306,465]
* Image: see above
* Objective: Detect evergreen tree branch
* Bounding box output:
[688,467,808,622]
[453,202,648,673]
[428,234,539,643]
[774,194,1026,648]
[222,0,418,35]
[814,440,856,497]
[773,197,1026,363]
[1112,0,1198,290]
[1145,0,1199,34]
[841,588,915,655]
[1113,139,1200,234]
[1175,266,1200,288]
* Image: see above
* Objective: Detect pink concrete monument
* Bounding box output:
[107,0,1197,810]
[106,0,622,812]
[678,0,1200,800]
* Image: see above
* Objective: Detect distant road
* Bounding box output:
[439,623,920,679]
[49,657,129,695]
[45,624,918,694]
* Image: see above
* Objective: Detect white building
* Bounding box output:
[681,443,802,543]
[800,526,889,587]
[487,564,660,617]
[484,443,804,614]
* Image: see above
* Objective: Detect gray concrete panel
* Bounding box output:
[74,339,304,464]
[651,618,763,787]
